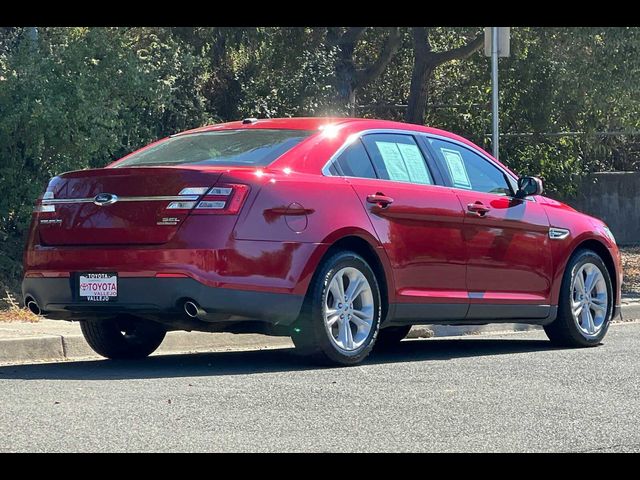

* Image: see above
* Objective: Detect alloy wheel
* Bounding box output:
[323,267,375,352]
[571,262,609,338]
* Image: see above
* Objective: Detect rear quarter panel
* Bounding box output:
[229,170,391,297]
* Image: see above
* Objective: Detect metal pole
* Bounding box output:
[491,26,499,160]
[25,27,38,54]
[26,27,38,43]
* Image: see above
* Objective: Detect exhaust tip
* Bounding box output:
[26,300,41,316]
[184,301,200,318]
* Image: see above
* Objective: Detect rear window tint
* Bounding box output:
[334,140,377,179]
[114,129,313,168]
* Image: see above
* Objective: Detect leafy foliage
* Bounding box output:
[2,26,640,300]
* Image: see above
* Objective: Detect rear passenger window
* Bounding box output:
[361,134,433,185]
[334,140,377,179]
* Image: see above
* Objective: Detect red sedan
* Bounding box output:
[22,117,622,365]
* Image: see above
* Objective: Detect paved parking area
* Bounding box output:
[0,322,638,452]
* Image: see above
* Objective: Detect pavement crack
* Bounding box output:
[59,335,68,359]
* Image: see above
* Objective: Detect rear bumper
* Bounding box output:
[22,276,304,326]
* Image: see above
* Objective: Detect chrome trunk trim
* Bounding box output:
[42,195,199,205]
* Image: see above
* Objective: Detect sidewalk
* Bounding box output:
[2,297,639,364]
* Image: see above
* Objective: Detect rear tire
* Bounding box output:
[80,316,166,359]
[291,251,382,366]
[544,249,613,347]
[375,325,412,350]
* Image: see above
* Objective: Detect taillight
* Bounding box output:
[165,187,209,211]
[164,183,250,215]
[166,201,198,210]
[193,184,250,215]
[33,190,55,213]
[34,203,55,213]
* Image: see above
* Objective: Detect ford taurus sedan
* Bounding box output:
[22,117,622,365]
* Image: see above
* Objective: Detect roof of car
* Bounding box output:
[177,117,498,163]
[178,117,476,147]
[121,117,515,176]
[179,117,454,138]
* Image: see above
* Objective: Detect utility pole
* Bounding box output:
[491,27,499,159]
[485,27,510,160]
[26,27,38,43]
[25,27,38,53]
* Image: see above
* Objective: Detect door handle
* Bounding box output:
[366,193,394,209]
[467,201,491,216]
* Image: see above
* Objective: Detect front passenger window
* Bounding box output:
[428,139,512,196]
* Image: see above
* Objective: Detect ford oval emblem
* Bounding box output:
[93,193,118,206]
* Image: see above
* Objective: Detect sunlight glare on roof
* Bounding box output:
[319,124,340,139]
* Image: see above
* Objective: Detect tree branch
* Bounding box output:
[432,32,484,66]
[341,26,367,45]
[355,27,402,88]
[326,27,367,47]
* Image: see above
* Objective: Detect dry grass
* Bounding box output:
[621,246,640,296]
[0,290,40,323]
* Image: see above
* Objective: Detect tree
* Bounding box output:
[326,27,402,114]
[3,26,640,301]
[234,27,339,118]
[405,27,484,125]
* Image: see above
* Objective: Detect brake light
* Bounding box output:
[34,204,56,213]
[178,187,209,196]
[166,201,197,210]
[34,191,56,213]
[193,184,250,215]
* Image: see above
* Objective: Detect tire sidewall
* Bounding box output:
[560,250,613,346]
[375,325,413,349]
[81,316,166,359]
[308,252,382,365]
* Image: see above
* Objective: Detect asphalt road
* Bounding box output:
[1,322,639,452]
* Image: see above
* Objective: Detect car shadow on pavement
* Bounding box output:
[0,337,565,381]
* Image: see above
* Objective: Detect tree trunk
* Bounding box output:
[406,27,433,125]
[334,61,357,113]
[406,59,433,125]
[328,27,401,115]
[405,27,484,125]
[328,27,363,114]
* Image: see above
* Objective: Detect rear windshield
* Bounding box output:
[113,129,313,168]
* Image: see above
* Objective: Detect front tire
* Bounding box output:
[291,251,382,366]
[80,316,166,359]
[544,249,613,347]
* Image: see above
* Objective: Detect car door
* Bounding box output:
[424,136,553,320]
[332,133,468,322]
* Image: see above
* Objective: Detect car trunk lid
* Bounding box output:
[36,167,223,246]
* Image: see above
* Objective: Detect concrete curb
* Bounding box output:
[0,331,293,364]
[1,301,639,364]
[0,335,64,363]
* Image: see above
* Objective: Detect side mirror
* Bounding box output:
[516,176,543,198]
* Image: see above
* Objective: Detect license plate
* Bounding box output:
[78,273,118,302]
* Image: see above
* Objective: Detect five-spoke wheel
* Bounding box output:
[545,249,613,347]
[571,263,609,338]
[292,251,381,366]
[323,267,375,352]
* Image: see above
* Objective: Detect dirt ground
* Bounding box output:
[621,245,640,296]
